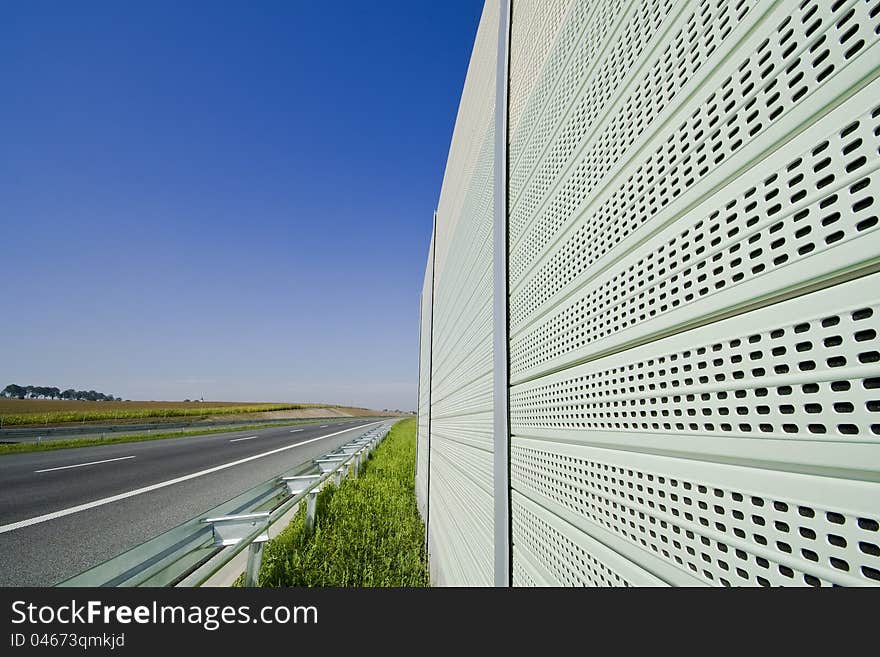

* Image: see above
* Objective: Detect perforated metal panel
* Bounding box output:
[510,277,880,452]
[421,0,880,587]
[512,491,667,586]
[511,275,880,586]
[422,0,500,587]
[508,0,880,587]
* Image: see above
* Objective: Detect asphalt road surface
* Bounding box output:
[0,418,384,586]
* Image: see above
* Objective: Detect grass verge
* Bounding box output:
[254,417,429,587]
[0,419,358,456]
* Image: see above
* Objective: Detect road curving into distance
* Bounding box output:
[0,418,384,586]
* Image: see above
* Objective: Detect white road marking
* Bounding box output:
[229,436,257,443]
[35,455,136,474]
[289,429,303,433]
[320,425,328,428]
[0,422,383,535]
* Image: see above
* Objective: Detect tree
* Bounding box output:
[2,384,120,401]
[1,384,25,399]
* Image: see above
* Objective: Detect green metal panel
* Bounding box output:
[424,0,500,586]
[422,0,880,587]
[508,0,880,586]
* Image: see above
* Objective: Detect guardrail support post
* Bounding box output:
[244,542,264,587]
[305,490,318,530]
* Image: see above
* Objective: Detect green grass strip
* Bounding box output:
[255,417,429,587]
[0,419,355,456]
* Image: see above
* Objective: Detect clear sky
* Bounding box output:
[0,1,484,411]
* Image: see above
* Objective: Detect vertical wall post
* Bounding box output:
[425,211,437,555]
[415,286,423,487]
[493,0,512,588]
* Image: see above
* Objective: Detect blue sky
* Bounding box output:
[0,1,483,410]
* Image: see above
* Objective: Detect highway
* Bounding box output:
[0,418,383,586]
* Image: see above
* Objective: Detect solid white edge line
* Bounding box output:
[0,421,384,535]
[35,455,136,474]
[229,436,257,443]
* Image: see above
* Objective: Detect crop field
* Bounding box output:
[255,418,429,587]
[0,399,323,427]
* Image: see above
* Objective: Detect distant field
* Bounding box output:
[0,399,379,427]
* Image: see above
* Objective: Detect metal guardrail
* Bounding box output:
[0,415,392,443]
[57,421,397,587]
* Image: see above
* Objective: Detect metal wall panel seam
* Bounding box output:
[494,0,512,588]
